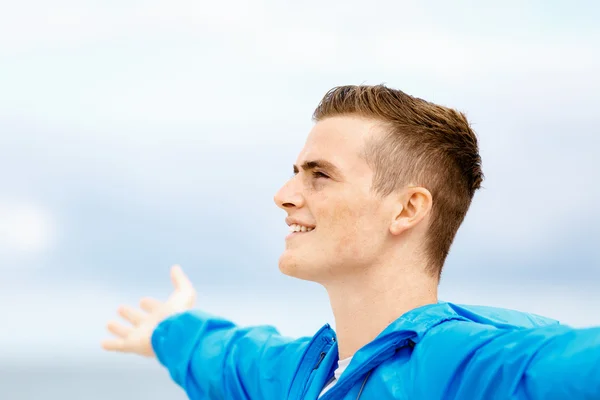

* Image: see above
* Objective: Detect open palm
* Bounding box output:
[101,265,196,357]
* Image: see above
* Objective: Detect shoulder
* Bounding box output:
[412,303,566,368]
[441,303,560,329]
[402,303,568,398]
[409,319,508,384]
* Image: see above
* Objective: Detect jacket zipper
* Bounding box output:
[319,336,415,400]
[298,345,331,400]
[313,352,326,370]
[355,370,372,400]
[297,337,332,400]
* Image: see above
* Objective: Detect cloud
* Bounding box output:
[1,0,597,138]
[0,0,267,51]
[0,200,57,260]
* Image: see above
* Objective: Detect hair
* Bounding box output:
[312,84,484,279]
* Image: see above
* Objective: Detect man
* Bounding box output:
[102,85,600,399]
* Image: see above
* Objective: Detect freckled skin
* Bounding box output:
[274,116,396,283]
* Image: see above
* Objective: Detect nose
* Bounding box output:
[274,177,304,210]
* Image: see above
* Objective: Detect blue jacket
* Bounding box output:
[151,301,600,399]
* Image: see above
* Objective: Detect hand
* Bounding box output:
[101,265,196,357]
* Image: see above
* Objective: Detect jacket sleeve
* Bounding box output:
[412,321,600,399]
[151,310,307,400]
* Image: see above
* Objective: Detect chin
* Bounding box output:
[278,251,321,282]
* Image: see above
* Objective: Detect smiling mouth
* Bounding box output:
[288,223,315,234]
[286,224,316,239]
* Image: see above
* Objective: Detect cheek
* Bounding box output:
[321,200,380,258]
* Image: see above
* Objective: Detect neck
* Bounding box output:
[324,263,438,360]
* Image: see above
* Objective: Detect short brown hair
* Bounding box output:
[312,84,483,278]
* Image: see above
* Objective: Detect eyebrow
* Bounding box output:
[293,159,342,177]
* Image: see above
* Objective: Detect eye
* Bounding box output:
[312,171,329,179]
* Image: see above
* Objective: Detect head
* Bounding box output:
[274,85,483,284]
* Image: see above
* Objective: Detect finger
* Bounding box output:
[170,265,193,292]
[101,338,126,352]
[139,297,162,313]
[107,320,132,338]
[118,305,145,325]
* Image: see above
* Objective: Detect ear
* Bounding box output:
[389,186,433,236]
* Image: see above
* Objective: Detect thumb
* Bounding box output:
[168,265,196,310]
[170,265,193,292]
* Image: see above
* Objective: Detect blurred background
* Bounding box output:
[1,0,599,399]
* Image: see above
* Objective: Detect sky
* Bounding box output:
[1,0,599,371]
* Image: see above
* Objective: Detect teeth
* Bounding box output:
[289,223,315,233]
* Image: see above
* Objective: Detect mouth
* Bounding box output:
[286,223,316,239]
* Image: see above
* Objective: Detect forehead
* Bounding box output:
[297,116,381,175]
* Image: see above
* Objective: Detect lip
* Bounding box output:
[285,217,316,230]
[285,228,316,240]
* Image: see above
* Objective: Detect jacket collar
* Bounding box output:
[318,302,467,399]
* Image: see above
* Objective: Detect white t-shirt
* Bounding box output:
[318,357,353,398]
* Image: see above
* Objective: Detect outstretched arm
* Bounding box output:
[152,309,305,399]
[102,265,305,399]
[414,321,600,399]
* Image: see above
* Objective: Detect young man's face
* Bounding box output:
[274,115,396,282]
